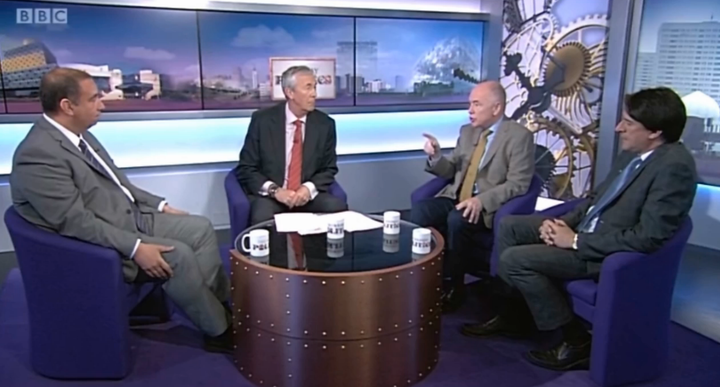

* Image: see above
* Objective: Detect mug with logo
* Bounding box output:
[327,216,345,239]
[411,228,432,255]
[241,229,270,257]
[327,238,344,258]
[383,211,401,235]
[383,233,400,253]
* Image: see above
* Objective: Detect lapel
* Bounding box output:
[611,144,670,200]
[269,103,287,170]
[39,117,112,180]
[478,120,507,171]
[302,111,320,172]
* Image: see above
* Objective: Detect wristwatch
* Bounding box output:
[268,184,279,198]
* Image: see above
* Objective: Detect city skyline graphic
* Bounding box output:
[0,0,485,113]
[632,0,720,184]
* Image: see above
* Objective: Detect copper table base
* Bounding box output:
[229,232,444,387]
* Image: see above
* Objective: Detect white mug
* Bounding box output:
[327,238,344,258]
[383,211,401,235]
[412,228,432,255]
[327,216,345,239]
[241,229,270,257]
[383,233,400,253]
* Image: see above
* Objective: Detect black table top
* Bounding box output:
[234,214,439,273]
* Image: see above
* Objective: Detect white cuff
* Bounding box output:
[157,200,167,211]
[303,182,319,200]
[129,239,141,260]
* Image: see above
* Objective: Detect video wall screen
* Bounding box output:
[0,1,486,114]
[630,0,720,185]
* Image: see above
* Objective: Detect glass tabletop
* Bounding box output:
[233,214,439,273]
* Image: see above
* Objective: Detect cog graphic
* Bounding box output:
[541,14,609,131]
[526,115,596,199]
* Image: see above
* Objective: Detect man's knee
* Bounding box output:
[446,209,470,233]
[497,245,534,277]
[410,201,429,226]
[499,214,529,235]
[250,198,280,225]
[187,215,215,238]
[323,196,348,212]
[162,241,196,269]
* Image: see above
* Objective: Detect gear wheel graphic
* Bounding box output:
[526,115,596,199]
[542,41,591,98]
[543,14,609,51]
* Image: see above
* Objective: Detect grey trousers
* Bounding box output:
[496,214,600,331]
[133,212,231,337]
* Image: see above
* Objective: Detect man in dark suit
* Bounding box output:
[10,68,233,353]
[411,81,535,312]
[460,87,698,370]
[236,65,347,225]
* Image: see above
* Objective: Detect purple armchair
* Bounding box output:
[538,200,693,387]
[224,169,348,241]
[411,174,543,275]
[4,206,165,380]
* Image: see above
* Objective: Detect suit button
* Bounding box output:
[126,209,132,214]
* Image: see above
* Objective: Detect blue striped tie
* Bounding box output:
[577,156,643,233]
[78,139,148,234]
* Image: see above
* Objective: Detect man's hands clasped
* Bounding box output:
[539,218,576,249]
[275,186,311,209]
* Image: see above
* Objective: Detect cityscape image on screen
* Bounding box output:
[355,18,484,105]
[0,1,203,114]
[0,1,486,114]
[633,0,720,184]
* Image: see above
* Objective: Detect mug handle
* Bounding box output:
[241,234,251,253]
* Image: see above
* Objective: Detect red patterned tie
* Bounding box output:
[287,120,303,191]
[290,234,305,270]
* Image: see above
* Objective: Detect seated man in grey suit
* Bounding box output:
[411,80,535,312]
[461,87,698,371]
[237,65,347,225]
[10,68,233,353]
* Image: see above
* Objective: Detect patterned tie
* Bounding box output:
[287,120,303,191]
[458,129,492,202]
[577,156,644,233]
[290,234,305,270]
[78,139,148,234]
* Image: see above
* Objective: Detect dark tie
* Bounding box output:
[577,156,644,233]
[78,139,148,234]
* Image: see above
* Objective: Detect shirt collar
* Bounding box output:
[639,149,653,161]
[285,103,307,126]
[43,113,82,148]
[487,117,503,136]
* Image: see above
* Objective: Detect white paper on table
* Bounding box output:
[276,211,383,235]
[274,213,323,233]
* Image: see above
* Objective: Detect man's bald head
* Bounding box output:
[468,80,507,128]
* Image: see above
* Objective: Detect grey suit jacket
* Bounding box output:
[426,118,535,228]
[10,117,165,277]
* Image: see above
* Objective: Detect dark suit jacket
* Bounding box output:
[562,142,697,262]
[236,103,338,196]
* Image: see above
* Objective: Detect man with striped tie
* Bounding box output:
[10,68,233,353]
[236,65,347,226]
[460,87,698,371]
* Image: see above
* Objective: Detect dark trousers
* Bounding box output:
[495,214,600,331]
[410,197,490,281]
[249,193,348,225]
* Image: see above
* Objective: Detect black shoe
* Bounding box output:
[203,327,234,354]
[441,284,466,313]
[460,315,533,339]
[524,340,591,371]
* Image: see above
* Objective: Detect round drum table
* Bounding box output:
[229,214,445,387]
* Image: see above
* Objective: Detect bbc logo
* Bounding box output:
[16,8,68,24]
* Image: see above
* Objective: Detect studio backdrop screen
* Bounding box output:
[0,0,485,113]
[630,0,720,186]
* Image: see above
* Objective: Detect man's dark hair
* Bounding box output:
[39,67,93,114]
[624,87,687,143]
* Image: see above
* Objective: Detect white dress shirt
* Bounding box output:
[260,103,318,200]
[44,114,166,258]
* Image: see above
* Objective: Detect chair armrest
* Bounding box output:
[329,181,348,203]
[225,171,251,241]
[411,177,450,204]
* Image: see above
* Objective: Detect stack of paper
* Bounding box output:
[274,211,383,235]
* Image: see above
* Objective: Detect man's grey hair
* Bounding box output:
[281,65,315,94]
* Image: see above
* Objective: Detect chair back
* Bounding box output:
[224,169,249,241]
